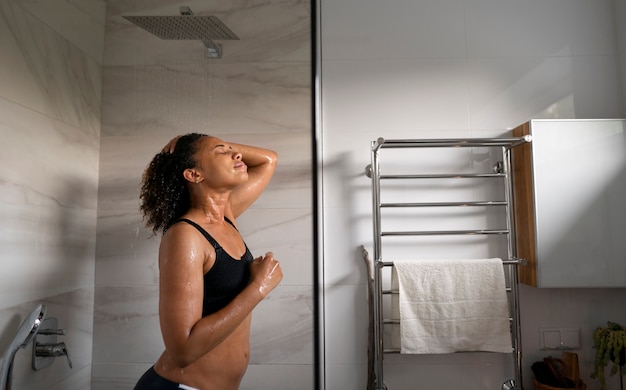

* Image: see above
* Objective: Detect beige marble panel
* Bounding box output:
[238,208,313,286]
[101,61,310,137]
[92,285,162,364]
[92,285,312,366]
[49,365,92,390]
[16,0,106,63]
[0,100,98,309]
[97,132,310,214]
[95,207,311,287]
[1,288,94,390]
[91,363,151,390]
[249,286,313,365]
[0,0,102,133]
[240,364,314,390]
[94,211,159,287]
[92,362,315,390]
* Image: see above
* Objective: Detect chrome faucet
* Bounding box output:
[32,317,72,370]
[33,341,72,369]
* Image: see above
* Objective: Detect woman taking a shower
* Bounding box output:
[135,133,283,390]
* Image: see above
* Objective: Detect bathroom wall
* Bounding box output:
[92,1,313,389]
[617,0,626,113]
[320,0,626,389]
[0,0,105,388]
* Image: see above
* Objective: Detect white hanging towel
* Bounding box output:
[392,258,512,354]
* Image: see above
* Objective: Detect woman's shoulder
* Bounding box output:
[161,221,208,254]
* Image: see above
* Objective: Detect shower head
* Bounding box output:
[123,7,239,58]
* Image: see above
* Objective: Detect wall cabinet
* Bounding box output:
[512,119,626,287]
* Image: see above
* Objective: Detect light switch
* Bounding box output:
[539,327,580,350]
[541,329,561,349]
[560,328,580,349]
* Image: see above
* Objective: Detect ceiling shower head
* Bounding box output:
[122,7,239,58]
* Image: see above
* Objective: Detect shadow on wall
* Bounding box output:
[0,174,97,384]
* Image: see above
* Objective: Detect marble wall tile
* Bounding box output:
[95,1,313,388]
[91,363,151,390]
[16,0,106,63]
[92,285,313,365]
[49,365,93,390]
[240,364,313,390]
[92,285,162,364]
[95,362,315,390]
[94,211,159,287]
[237,208,313,286]
[95,207,312,287]
[0,0,101,384]
[101,62,310,137]
[249,286,313,364]
[0,0,102,134]
[2,288,94,390]
[104,0,310,66]
[96,132,311,214]
[0,102,99,309]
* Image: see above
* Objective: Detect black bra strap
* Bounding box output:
[177,218,221,249]
[224,216,237,230]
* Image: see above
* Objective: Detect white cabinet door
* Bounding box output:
[513,119,626,287]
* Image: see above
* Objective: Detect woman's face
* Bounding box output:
[193,136,248,190]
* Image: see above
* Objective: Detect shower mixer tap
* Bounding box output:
[31,317,72,371]
[34,342,72,369]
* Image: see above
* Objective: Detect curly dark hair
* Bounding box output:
[140,133,208,235]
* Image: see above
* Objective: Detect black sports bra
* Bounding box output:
[176,218,254,316]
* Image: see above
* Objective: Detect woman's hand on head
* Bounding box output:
[249,252,283,298]
[161,135,182,154]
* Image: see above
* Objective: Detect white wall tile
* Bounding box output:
[321,0,466,60]
[467,55,622,130]
[324,363,368,390]
[465,0,616,57]
[323,284,369,365]
[322,59,470,133]
[320,0,625,389]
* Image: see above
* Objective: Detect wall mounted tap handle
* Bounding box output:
[34,342,72,369]
[38,328,65,336]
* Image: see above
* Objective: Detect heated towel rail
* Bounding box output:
[366,136,531,390]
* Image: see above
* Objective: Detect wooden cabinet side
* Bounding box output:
[512,122,537,286]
